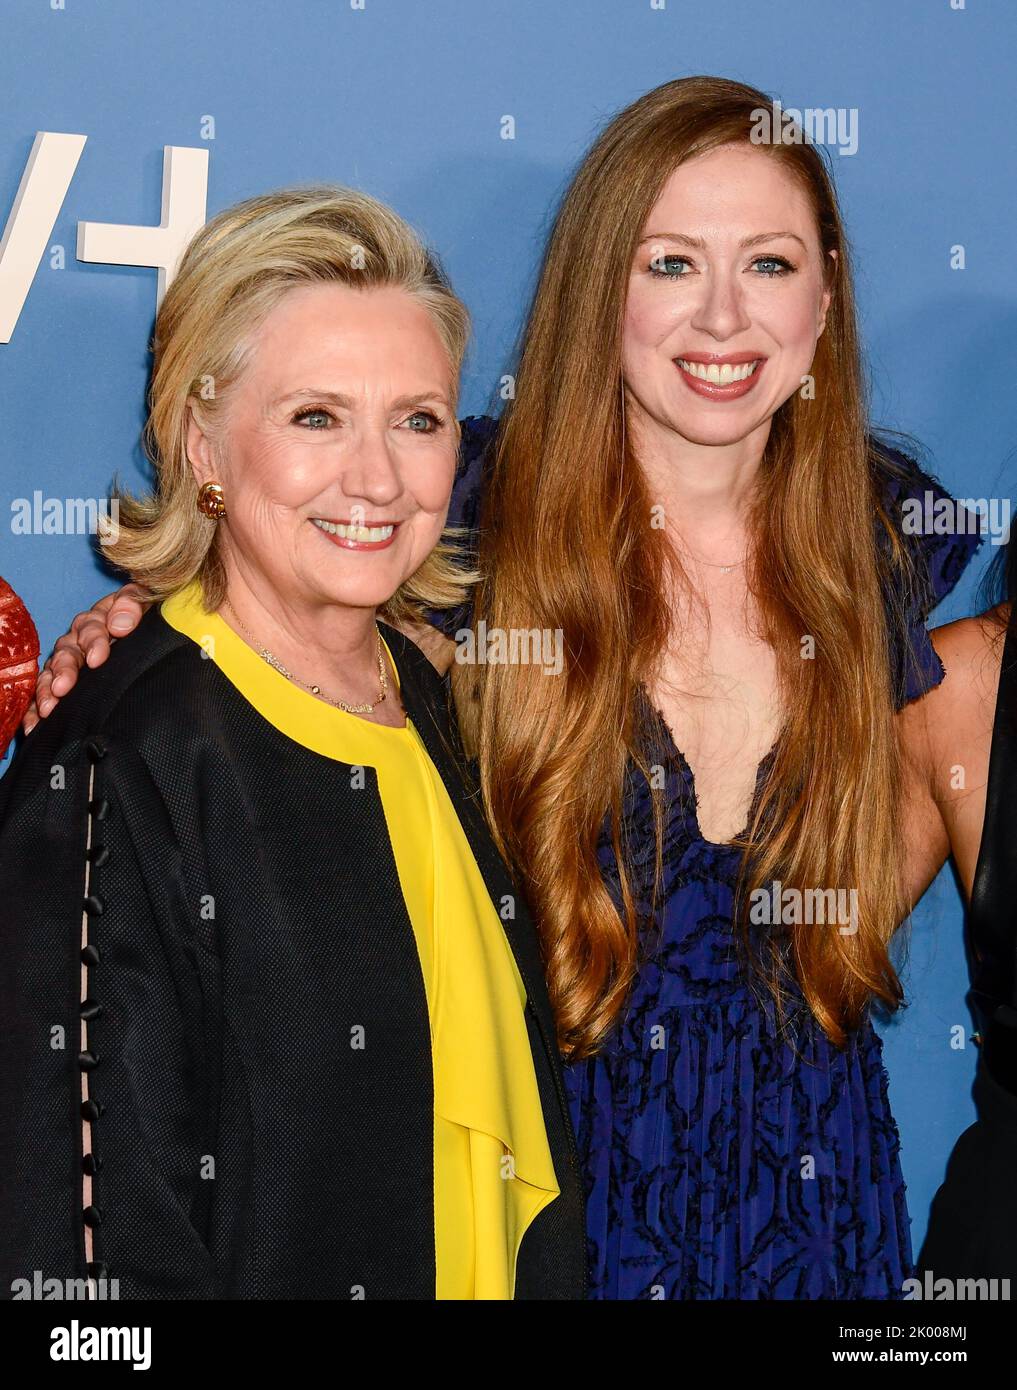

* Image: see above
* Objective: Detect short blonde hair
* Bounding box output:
[101,184,475,621]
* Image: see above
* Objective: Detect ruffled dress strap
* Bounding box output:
[871,437,986,709]
[425,414,498,640]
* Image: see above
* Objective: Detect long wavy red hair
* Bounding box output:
[453,76,918,1060]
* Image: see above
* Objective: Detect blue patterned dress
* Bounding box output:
[434,416,983,1300]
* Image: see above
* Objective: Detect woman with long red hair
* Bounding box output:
[26,77,982,1298]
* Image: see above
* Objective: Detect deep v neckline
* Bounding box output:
[641,689,780,851]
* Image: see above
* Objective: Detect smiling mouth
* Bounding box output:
[675,358,763,385]
[311,518,397,542]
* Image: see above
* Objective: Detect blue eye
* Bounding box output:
[293,407,334,429]
[649,254,691,279]
[405,410,443,432]
[752,256,795,277]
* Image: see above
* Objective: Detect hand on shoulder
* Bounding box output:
[22,583,151,733]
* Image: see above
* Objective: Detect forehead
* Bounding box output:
[242,282,451,382]
[642,143,817,239]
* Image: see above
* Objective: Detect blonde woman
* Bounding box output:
[0,187,586,1300]
[27,78,982,1299]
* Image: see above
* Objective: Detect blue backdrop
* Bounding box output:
[2,0,1015,1259]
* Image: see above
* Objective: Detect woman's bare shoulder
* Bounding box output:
[929,605,1007,709]
[899,605,1004,805]
[909,605,1005,812]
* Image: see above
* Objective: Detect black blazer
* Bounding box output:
[0,605,586,1299]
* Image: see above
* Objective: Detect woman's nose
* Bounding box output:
[342,431,403,505]
[688,271,752,340]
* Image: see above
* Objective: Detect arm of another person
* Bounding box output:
[899,609,1005,908]
[23,583,457,733]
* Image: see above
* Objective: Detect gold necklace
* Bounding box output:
[688,556,744,574]
[676,543,746,575]
[222,600,388,714]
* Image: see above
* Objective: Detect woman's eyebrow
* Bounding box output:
[741,230,808,250]
[274,388,450,409]
[275,388,356,407]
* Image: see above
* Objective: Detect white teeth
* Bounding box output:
[312,519,395,542]
[678,359,760,384]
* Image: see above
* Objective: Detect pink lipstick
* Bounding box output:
[674,351,766,401]
[310,518,400,552]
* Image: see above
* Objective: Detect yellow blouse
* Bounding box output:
[160,580,559,1299]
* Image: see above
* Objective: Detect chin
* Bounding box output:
[669,412,766,448]
[301,572,397,612]
[327,586,400,612]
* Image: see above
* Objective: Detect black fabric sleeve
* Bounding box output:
[0,726,218,1299]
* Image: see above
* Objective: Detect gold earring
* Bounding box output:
[196,482,227,520]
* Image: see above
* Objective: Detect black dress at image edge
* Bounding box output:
[919,622,1017,1285]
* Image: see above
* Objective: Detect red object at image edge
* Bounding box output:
[0,576,40,760]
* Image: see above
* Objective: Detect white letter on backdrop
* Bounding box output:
[77,145,209,309]
[0,131,87,343]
